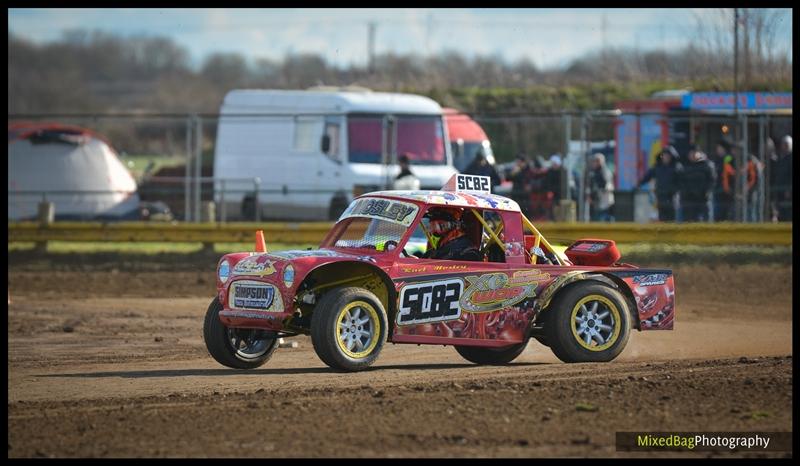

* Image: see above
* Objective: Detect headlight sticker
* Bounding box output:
[218,260,231,283]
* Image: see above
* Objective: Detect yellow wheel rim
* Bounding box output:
[335,300,380,359]
[570,295,621,352]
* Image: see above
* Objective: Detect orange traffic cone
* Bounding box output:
[255,230,267,253]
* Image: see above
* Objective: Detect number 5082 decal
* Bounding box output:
[397,278,464,326]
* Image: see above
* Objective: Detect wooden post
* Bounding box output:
[202,201,216,223]
[36,201,54,252]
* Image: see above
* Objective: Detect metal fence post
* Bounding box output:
[757,115,765,223]
[253,177,261,222]
[761,115,777,222]
[194,115,203,224]
[578,113,588,222]
[184,115,193,222]
[740,114,749,222]
[220,179,227,224]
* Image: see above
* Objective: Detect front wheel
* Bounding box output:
[311,287,388,372]
[455,342,528,365]
[203,297,279,369]
[544,282,631,363]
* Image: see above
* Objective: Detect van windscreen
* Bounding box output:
[348,115,446,165]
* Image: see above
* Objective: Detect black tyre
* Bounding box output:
[203,297,279,369]
[544,282,631,363]
[532,335,550,347]
[311,287,388,372]
[241,194,256,221]
[454,342,528,365]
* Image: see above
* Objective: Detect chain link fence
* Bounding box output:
[8,110,792,223]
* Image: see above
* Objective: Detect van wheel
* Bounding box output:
[241,194,256,220]
[311,287,388,372]
[545,282,631,363]
[328,193,349,221]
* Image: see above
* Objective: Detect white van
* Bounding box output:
[214,89,458,220]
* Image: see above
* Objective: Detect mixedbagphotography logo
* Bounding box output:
[616,432,793,452]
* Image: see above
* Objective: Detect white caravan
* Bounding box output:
[8,123,139,221]
[214,89,457,220]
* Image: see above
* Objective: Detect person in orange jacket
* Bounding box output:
[712,140,735,221]
[720,144,760,221]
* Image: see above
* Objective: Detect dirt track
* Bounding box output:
[7,260,793,458]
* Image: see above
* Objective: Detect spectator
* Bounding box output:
[393,153,421,190]
[636,145,683,222]
[586,153,615,222]
[544,154,565,220]
[680,146,716,222]
[712,140,735,221]
[745,149,764,222]
[769,135,792,222]
[509,154,532,216]
[527,156,550,221]
[463,149,501,192]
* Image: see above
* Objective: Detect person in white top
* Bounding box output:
[393,153,421,190]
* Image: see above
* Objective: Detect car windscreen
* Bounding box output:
[325,197,419,251]
[326,217,409,251]
[348,115,446,165]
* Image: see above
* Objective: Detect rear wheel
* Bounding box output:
[455,342,528,365]
[311,287,388,372]
[203,297,279,369]
[545,282,631,363]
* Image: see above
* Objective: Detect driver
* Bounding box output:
[421,207,482,261]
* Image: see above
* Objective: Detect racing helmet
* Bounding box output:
[425,207,463,237]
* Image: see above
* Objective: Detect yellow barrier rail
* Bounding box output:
[8,222,334,245]
[7,221,793,246]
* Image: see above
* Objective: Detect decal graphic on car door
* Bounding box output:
[392,264,554,344]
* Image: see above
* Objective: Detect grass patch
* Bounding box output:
[575,402,598,412]
[616,244,792,266]
[750,411,771,420]
[8,241,791,266]
[118,154,184,180]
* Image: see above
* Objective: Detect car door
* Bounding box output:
[390,208,540,346]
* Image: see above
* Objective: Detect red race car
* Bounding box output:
[204,174,674,372]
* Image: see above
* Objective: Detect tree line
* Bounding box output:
[8,15,791,116]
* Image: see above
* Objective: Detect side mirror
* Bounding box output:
[320,134,331,154]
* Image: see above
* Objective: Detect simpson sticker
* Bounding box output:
[232,255,276,276]
[228,280,283,311]
[459,271,546,313]
[632,273,668,286]
[340,198,418,226]
[397,278,463,326]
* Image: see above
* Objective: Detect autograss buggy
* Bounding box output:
[204,174,674,372]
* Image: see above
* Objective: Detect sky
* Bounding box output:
[7,8,794,70]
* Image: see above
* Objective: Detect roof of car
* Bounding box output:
[363,190,521,212]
